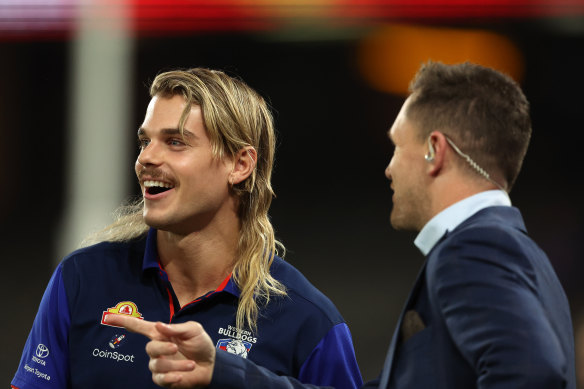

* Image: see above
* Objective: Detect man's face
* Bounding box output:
[135,94,233,234]
[385,98,430,231]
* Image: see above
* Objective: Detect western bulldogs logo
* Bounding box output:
[216,339,252,359]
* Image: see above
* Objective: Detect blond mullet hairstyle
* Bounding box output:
[81,68,287,333]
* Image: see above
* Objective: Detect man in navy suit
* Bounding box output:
[375,60,576,389]
[108,61,576,389]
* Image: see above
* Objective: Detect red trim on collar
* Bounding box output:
[167,289,175,323]
[181,272,233,309]
[165,271,233,321]
[216,272,232,292]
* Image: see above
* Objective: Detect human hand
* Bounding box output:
[105,315,215,388]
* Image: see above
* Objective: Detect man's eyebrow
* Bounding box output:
[137,127,197,139]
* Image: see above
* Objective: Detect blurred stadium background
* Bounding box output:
[2,0,584,385]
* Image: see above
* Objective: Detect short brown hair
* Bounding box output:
[407,61,531,191]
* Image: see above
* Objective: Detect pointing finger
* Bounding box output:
[104,315,163,340]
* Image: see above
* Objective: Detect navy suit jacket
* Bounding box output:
[378,205,576,389]
[208,206,576,389]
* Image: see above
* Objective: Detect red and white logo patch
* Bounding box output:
[101,301,144,328]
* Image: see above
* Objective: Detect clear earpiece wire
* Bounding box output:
[444,136,506,192]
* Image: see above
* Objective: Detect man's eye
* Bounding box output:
[169,139,185,146]
[138,139,150,149]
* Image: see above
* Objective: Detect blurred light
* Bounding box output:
[1,0,584,39]
[0,0,78,38]
[358,24,524,95]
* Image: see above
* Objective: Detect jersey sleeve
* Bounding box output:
[297,323,363,389]
[209,323,363,389]
[211,350,331,389]
[11,263,71,389]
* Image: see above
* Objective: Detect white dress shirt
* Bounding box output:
[414,190,512,256]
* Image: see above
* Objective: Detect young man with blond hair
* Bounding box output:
[12,68,362,389]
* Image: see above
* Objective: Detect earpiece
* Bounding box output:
[425,137,435,162]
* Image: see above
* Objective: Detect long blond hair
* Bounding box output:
[82,68,286,332]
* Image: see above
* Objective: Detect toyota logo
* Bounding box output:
[35,344,49,359]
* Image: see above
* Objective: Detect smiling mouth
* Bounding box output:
[144,180,174,195]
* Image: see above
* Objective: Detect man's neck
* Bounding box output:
[429,176,497,220]
[156,223,238,307]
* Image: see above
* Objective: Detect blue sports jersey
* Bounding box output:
[12,228,363,389]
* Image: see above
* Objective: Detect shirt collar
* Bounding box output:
[142,227,240,297]
[142,227,159,271]
[414,190,511,256]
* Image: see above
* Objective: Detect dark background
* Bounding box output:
[2,5,584,386]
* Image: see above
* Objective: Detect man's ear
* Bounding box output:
[229,146,257,185]
[426,131,448,177]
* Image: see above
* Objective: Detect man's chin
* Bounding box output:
[390,220,406,231]
[144,215,195,236]
[390,214,416,232]
[390,211,402,229]
[143,214,168,230]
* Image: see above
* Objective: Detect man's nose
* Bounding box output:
[384,161,392,180]
[137,142,162,167]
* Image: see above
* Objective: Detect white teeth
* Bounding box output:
[143,180,174,188]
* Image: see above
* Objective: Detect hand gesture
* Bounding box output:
[105,315,215,388]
